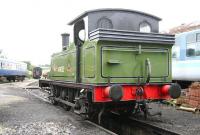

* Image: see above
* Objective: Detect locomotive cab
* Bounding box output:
[67,9,169,82]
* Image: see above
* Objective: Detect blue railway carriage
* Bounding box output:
[0,58,27,81]
[172,29,200,87]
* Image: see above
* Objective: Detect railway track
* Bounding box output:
[128,117,180,135]
[26,87,180,135]
[99,111,180,135]
[25,87,117,135]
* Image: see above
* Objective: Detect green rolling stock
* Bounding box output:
[39,9,181,121]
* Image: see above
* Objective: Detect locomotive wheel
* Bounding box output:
[54,88,60,97]
[21,77,25,82]
[85,110,97,121]
[61,90,71,111]
[63,104,71,111]
[50,87,58,105]
[12,77,16,82]
[68,90,74,102]
[50,97,58,105]
[50,86,60,97]
[141,102,149,120]
[81,104,93,120]
[7,77,11,82]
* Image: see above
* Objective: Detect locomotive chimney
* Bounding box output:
[61,33,70,51]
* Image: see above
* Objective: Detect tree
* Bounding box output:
[23,61,34,71]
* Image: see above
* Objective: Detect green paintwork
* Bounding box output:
[101,47,168,78]
[49,43,76,81]
[84,46,95,78]
[49,40,172,84]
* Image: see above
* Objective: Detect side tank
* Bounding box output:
[49,33,76,81]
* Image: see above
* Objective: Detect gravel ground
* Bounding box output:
[25,80,200,135]
[0,81,109,135]
[134,103,200,135]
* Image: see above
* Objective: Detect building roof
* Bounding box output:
[167,21,200,34]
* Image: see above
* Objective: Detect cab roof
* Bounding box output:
[68,8,161,25]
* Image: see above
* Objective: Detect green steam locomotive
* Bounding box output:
[39,9,181,122]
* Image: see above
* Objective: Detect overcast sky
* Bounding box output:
[0,0,199,66]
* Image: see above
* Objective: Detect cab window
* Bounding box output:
[74,20,85,46]
[139,22,151,33]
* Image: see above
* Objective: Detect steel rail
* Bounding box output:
[26,87,117,135]
[129,117,180,135]
[110,111,180,135]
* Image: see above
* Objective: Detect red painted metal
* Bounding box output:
[93,84,171,102]
[103,86,111,98]
[161,85,170,95]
